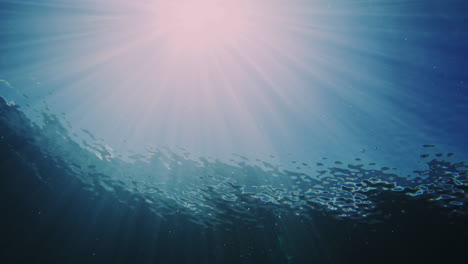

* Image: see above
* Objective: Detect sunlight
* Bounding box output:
[1,0,432,162]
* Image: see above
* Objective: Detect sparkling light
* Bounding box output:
[1,0,448,164]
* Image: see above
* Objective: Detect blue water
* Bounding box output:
[1,1,468,263]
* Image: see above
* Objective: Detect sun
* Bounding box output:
[169,2,230,35]
[150,0,253,53]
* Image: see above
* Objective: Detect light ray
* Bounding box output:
[2,0,465,166]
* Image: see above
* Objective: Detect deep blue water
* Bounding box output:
[1,96,468,263]
[1,1,468,263]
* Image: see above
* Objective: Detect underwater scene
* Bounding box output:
[1,0,468,263]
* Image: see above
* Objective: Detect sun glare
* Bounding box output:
[151,0,253,52]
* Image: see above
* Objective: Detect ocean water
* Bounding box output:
[1,1,468,264]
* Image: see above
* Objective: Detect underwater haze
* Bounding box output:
[1,0,468,263]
